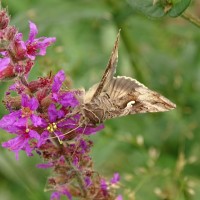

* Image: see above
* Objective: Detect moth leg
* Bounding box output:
[83,107,101,124]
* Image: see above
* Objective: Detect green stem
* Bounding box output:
[64,153,88,198]
[181,11,200,28]
[52,139,88,198]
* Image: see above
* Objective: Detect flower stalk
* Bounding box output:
[0,4,121,200]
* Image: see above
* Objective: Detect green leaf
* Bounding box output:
[128,0,166,18]
[168,0,191,17]
[128,0,191,18]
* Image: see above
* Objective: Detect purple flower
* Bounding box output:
[51,192,60,200]
[52,70,65,93]
[25,21,56,60]
[11,21,56,61]
[116,195,123,200]
[52,70,79,108]
[0,94,42,131]
[12,32,27,59]
[51,188,72,200]
[0,57,10,71]
[110,172,120,184]
[0,57,14,80]
[85,176,92,187]
[48,103,65,122]
[38,103,66,143]
[100,178,108,196]
[58,92,79,108]
[2,126,40,160]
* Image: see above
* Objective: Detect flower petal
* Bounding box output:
[48,104,64,122]
[110,173,120,184]
[29,96,39,110]
[59,92,79,107]
[51,192,61,200]
[28,21,38,42]
[2,135,29,159]
[36,37,56,56]
[37,131,49,147]
[116,195,123,200]
[52,70,65,93]
[29,129,40,140]
[0,57,10,71]
[30,114,42,127]
[0,111,21,131]
[21,94,29,107]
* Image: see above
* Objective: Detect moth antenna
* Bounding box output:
[54,132,63,144]
[47,124,82,141]
[82,124,87,134]
[71,125,88,157]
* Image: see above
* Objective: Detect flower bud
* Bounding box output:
[0,9,10,30]
[11,33,26,60]
[5,26,17,41]
[0,63,15,80]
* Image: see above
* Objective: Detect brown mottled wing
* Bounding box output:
[106,76,176,117]
[89,31,120,101]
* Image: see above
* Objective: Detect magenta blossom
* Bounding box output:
[0,57,10,71]
[25,21,56,60]
[12,21,56,61]
[12,32,27,60]
[51,188,72,200]
[52,70,79,108]
[52,70,66,93]
[2,126,40,160]
[0,94,42,132]
[110,173,120,184]
[37,103,67,145]
[116,195,123,200]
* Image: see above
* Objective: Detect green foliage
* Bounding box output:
[1,0,200,200]
[129,0,191,18]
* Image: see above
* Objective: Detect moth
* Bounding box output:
[79,32,176,125]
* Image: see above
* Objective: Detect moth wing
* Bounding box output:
[89,31,120,101]
[84,83,98,103]
[106,76,176,117]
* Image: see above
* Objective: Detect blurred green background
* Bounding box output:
[1,0,200,199]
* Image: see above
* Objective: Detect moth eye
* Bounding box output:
[127,100,135,108]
